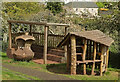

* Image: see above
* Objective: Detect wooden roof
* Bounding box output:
[15,35,35,41]
[57,30,114,47]
[7,20,70,27]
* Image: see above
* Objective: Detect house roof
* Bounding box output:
[65,2,98,8]
[57,30,114,47]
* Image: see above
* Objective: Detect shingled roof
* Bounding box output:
[57,30,114,47]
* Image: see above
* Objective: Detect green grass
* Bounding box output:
[1,52,119,80]
[2,67,40,80]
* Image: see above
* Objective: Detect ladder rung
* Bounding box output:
[76,53,82,55]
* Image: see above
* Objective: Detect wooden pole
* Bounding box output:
[83,39,87,75]
[70,35,76,75]
[8,23,12,49]
[100,44,104,76]
[67,44,70,70]
[43,26,48,64]
[87,40,89,60]
[91,42,96,75]
[105,46,109,72]
[30,25,32,35]
[95,43,98,69]
[64,27,67,62]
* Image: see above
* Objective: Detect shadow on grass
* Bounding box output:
[109,51,120,69]
[46,63,69,74]
[46,63,100,76]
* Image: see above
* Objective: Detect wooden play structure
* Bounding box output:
[7,20,70,64]
[57,30,114,76]
[13,32,35,61]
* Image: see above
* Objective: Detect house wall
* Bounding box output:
[73,8,98,16]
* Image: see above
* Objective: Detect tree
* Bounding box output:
[46,2,64,15]
[118,1,120,10]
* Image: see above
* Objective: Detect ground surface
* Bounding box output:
[2,63,73,80]
[1,52,119,80]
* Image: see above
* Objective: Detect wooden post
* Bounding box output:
[91,42,96,75]
[105,46,109,71]
[87,40,89,60]
[83,39,87,75]
[30,25,32,35]
[89,40,92,68]
[43,26,48,64]
[67,44,70,70]
[64,27,67,62]
[100,44,104,76]
[8,23,12,49]
[95,43,98,69]
[70,35,76,75]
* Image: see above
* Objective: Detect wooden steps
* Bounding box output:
[47,54,63,62]
[48,49,64,57]
[47,48,65,63]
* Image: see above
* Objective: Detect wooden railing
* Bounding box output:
[11,32,64,48]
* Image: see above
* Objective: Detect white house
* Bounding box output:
[65,2,99,17]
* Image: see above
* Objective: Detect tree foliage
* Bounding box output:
[46,2,64,15]
[2,2,43,33]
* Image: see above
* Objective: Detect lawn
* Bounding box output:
[2,67,40,80]
[1,52,120,80]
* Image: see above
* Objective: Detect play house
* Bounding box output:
[57,30,114,76]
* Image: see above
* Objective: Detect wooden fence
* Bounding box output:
[11,32,64,48]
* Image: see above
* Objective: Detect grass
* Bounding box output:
[2,67,40,80]
[1,52,120,80]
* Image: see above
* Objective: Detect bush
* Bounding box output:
[2,41,8,52]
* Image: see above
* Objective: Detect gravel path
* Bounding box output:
[2,63,75,80]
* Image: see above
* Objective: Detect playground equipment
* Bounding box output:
[7,20,69,64]
[57,30,114,76]
[13,32,35,61]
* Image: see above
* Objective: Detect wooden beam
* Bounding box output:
[7,20,70,27]
[70,35,76,75]
[8,23,12,49]
[100,44,104,76]
[83,39,87,75]
[105,46,109,72]
[7,20,46,25]
[46,23,70,27]
[43,26,48,64]
[91,42,96,75]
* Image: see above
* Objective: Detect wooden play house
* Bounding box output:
[7,20,70,64]
[57,30,114,76]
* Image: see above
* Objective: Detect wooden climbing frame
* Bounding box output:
[7,20,70,64]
